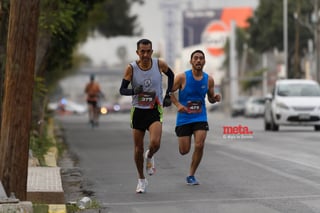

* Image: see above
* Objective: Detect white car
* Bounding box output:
[244,96,265,117]
[231,96,248,117]
[48,99,88,115]
[264,79,320,131]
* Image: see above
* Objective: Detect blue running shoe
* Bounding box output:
[186,176,199,185]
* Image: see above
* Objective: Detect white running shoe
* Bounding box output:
[145,149,156,176]
[136,178,148,193]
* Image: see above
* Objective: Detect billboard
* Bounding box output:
[181,7,253,86]
[183,9,222,47]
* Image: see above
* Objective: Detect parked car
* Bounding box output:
[48,98,87,115]
[244,96,265,117]
[231,96,248,117]
[99,102,114,115]
[99,102,131,114]
[208,101,221,112]
[264,79,320,131]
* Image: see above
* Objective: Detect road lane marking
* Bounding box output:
[102,194,320,206]
[217,151,320,189]
[213,143,320,171]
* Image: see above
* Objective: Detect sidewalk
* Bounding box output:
[0,151,66,213]
[27,167,65,204]
[0,117,67,213]
[27,166,66,213]
[27,118,67,212]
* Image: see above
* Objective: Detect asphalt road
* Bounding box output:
[56,109,320,213]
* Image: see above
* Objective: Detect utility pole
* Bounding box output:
[160,0,179,68]
[229,20,238,105]
[293,0,301,78]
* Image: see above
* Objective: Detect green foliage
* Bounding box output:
[241,68,266,91]
[29,126,54,166]
[242,0,317,80]
[223,27,260,74]
[34,77,48,98]
[38,0,144,91]
[32,76,48,130]
[247,0,313,53]
[87,0,143,38]
[39,1,82,36]
[66,198,101,212]
[224,28,256,66]
[2,0,145,156]
[39,0,95,88]
[33,204,48,213]
[34,201,102,213]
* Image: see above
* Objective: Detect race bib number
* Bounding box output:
[138,92,156,107]
[187,101,202,113]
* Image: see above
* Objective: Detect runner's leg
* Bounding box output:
[189,130,206,176]
[133,129,146,179]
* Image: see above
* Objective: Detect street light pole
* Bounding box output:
[315,0,320,82]
[284,0,288,78]
[310,0,319,82]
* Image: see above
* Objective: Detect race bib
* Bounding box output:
[138,92,156,107]
[187,101,202,113]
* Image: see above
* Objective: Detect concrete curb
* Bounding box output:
[0,201,33,212]
[0,119,67,213]
[27,117,66,213]
[27,167,64,204]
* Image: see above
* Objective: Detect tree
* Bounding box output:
[33,0,143,136]
[246,0,314,78]
[85,0,143,39]
[0,0,9,131]
[0,0,40,200]
[0,0,143,200]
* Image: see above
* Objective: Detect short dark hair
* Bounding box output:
[137,39,152,49]
[190,50,205,59]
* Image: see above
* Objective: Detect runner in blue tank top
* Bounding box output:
[171,49,221,185]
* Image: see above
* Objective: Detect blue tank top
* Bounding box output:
[176,70,208,126]
[131,59,163,109]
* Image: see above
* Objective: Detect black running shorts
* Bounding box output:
[87,100,97,107]
[131,106,163,131]
[175,122,209,137]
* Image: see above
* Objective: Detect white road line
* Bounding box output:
[217,150,320,189]
[102,194,320,206]
[215,145,320,171]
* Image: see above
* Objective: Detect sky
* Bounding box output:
[78,0,260,67]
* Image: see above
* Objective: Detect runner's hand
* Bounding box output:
[134,85,143,94]
[163,94,172,107]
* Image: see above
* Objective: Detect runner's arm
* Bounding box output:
[164,67,174,95]
[159,59,174,95]
[119,64,142,96]
[207,76,221,103]
[171,73,188,112]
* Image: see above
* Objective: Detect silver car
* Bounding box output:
[264,79,320,131]
[244,96,265,117]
